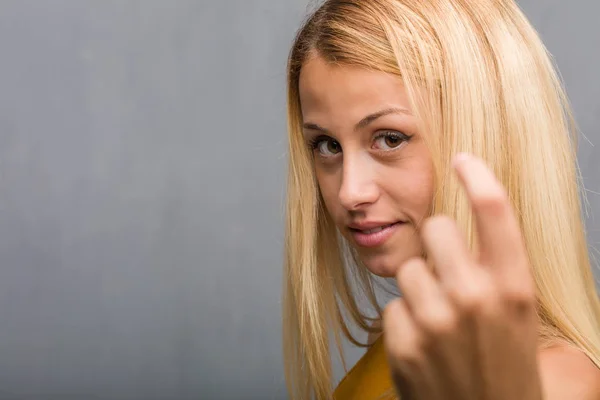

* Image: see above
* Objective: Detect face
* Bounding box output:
[298,55,434,278]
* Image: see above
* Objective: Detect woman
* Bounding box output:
[282,0,600,399]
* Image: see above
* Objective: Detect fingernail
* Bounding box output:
[452,152,471,167]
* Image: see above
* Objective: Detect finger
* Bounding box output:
[395,258,455,334]
[452,153,528,277]
[420,215,475,291]
[383,299,419,399]
[390,371,415,400]
[383,298,444,400]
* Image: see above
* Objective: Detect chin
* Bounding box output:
[358,250,415,278]
[360,254,408,278]
[364,262,398,278]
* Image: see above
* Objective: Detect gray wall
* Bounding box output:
[0,1,596,399]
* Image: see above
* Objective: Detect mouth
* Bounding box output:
[349,221,406,248]
[355,223,398,234]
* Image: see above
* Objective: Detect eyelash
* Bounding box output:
[307,131,412,155]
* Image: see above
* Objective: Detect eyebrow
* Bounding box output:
[302,107,411,133]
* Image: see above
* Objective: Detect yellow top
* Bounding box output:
[333,337,397,400]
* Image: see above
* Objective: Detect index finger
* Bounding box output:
[452,153,528,276]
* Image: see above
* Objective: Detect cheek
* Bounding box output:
[388,160,434,219]
[406,174,434,213]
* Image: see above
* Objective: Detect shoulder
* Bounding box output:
[539,342,600,400]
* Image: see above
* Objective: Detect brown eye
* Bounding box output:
[315,138,341,156]
[373,131,410,151]
[385,136,402,147]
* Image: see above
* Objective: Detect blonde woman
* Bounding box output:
[282,0,600,399]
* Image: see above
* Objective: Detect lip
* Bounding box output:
[348,221,405,248]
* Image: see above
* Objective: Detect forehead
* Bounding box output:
[298,55,412,120]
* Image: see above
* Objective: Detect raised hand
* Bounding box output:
[383,153,543,400]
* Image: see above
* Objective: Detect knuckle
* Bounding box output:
[420,309,458,337]
[471,190,508,216]
[452,284,489,316]
[503,285,536,313]
[389,343,417,362]
[388,338,423,368]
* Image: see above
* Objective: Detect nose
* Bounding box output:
[338,153,380,211]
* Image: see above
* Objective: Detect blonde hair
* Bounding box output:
[282,0,600,398]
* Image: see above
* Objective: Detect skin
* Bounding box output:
[299,54,600,399]
[299,55,433,278]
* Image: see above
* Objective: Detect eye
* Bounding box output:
[310,136,342,157]
[373,131,410,151]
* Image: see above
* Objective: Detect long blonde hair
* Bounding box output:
[282,0,600,398]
